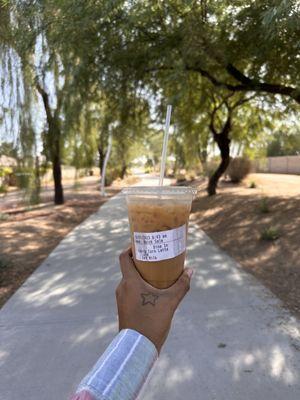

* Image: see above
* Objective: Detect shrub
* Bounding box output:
[187,170,197,181]
[261,226,280,241]
[259,197,270,213]
[105,167,121,186]
[227,157,252,183]
[175,173,186,183]
[0,166,13,188]
[144,165,153,174]
[0,184,8,193]
[249,181,257,188]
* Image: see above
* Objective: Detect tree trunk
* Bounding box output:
[36,83,64,205]
[207,116,231,196]
[98,146,105,176]
[207,139,230,195]
[120,159,127,179]
[101,132,112,196]
[52,149,64,205]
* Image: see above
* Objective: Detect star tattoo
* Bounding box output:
[141,292,159,306]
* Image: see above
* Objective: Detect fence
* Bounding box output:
[254,156,300,175]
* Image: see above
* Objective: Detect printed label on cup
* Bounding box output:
[133,224,186,262]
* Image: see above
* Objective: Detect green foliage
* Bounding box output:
[14,167,33,189]
[0,142,18,158]
[261,226,280,241]
[227,158,252,183]
[267,132,300,156]
[2,0,300,202]
[259,198,270,214]
[0,165,14,191]
[0,166,13,178]
[249,181,257,189]
[0,184,8,193]
[105,167,122,187]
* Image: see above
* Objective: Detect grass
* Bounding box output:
[259,197,270,213]
[260,226,280,241]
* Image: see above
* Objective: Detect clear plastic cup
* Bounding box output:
[123,186,196,288]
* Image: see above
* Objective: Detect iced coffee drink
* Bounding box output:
[123,187,196,288]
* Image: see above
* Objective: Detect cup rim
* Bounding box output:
[122,186,198,197]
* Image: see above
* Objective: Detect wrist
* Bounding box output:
[120,328,160,355]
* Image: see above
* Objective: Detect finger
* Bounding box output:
[119,247,139,279]
[170,267,193,303]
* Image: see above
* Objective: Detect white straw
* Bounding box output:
[159,105,172,186]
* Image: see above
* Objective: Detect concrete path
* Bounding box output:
[0,175,300,399]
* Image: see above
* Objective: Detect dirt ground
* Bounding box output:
[191,173,300,319]
[0,177,124,308]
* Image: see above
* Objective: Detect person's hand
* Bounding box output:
[116,248,193,354]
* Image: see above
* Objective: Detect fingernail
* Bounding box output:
[186,268,194,278]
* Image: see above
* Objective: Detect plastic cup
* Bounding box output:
[123,186,196,288]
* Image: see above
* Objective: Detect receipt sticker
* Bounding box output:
[134,224,186,262]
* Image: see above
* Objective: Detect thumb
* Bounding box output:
[171,267,193,303]
[119,247,140,279]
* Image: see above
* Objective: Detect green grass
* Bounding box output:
[261,226,280,241]
[259,197,270,213]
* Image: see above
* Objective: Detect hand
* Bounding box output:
[116,248,193,354]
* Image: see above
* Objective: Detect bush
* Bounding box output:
[227,157,252,183]
[0,166,13,187]
[249,181,257,188]
[0,184,8,193]
[261,226,280,241]
[186,170,197,181]
[105,167,121,186]
[175,173,186,183]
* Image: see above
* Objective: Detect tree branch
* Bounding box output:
[186,63,300,104]
[36,82,53,124]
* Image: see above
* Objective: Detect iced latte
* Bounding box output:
[123,187,196,288]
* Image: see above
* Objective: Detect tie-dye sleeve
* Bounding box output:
[71,390,95,399]
[71,329,157,400]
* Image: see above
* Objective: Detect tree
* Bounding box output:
[4,0,300,199]
[78,0,298,193]
[36,83,64,204]
[267,132,300,156]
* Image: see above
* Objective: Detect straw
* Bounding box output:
[159,105,172,186]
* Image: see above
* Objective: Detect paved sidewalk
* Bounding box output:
[0,178,299,399]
